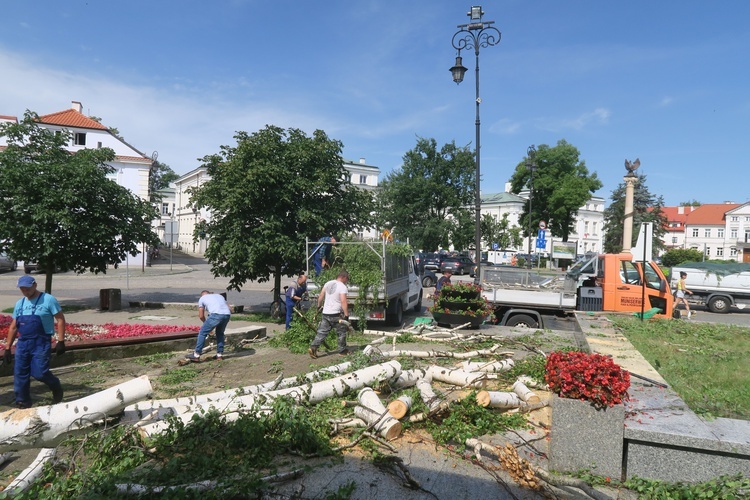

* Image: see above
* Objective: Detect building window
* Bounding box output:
[746,217,750,222]
[717,247,724,257]
[704,229,711,238]
[718,228,724,238]
[705,247,711,257]
[97,141,102,148]
[692,228,699,237]
[731,229,738,239]
[730,216,739,222]
[672,237,678,244]
[162,203,169,215]
[584,221,589,233]
[359,175,367,185]
[74,132,86,146]
[730,247,738,256]
[592,221,597,234]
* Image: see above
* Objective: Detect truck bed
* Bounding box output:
[480,267,578,310]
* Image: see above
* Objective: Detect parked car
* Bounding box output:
[423,253,446,271]
[440,256,475,275]
[23,261,58,274]
[0,252,18,272]
[421,269,438,288]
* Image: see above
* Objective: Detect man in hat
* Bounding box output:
[4,275,66,408]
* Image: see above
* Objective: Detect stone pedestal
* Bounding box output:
[549,395,625,479]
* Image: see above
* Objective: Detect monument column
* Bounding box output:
[622,173,638,252]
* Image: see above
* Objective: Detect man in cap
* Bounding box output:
[4,275,66,408]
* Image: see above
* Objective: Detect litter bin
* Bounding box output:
[99,288,122,311]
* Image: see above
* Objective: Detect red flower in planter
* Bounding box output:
[545,351,630,409]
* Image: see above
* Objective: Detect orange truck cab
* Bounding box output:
[574,253,673,317]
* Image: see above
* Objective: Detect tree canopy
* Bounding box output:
[481,213,523,251]
[189,125,374,292]
[509,140,602,242]
[376,137,475,251]
[149,159,179,203]
[0,111,160,293]
[602,172,667,255]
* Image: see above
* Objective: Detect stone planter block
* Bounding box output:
[549,395,625,479]
[430,312,485,327]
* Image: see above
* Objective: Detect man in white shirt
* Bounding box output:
[186,290,232,362]
[309,270,350,358]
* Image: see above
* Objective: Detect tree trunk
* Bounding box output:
[136,361,402,437]
[0,376,152,452]
[475,391,522,409]
[416,379,442,412]
[387,395,412,419]
[355,388,402,441]
[460,359,515,372]
[512,380,540,404]
[3,448,55,495]
[427,366,487,388]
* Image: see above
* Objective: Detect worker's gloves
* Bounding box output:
[55,340,66,356]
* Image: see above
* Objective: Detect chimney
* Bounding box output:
[71,101,83,113]
[678,206,684,215]
[359,158,366,164]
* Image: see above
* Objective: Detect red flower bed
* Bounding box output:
[545,350,630,409]
[0,314,199,348]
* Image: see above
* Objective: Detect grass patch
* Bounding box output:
[611,316,750,419]
[132,352,175,366]
[157,367,199,386]
[232,311,278,323]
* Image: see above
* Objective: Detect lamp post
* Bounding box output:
[451,5,501,280]
[526,145,537,268]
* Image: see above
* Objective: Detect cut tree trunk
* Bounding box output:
[512,380,540,404]
[0,376,153,452]
[387,395,412,419]
[3,448,55,495]
[427,366,487,388]
[475,391,523,409]
[355,387,402,441]
[460,359,515,372]
[122,362,353,423]
[136,361,402,437]
[416,379,442,412]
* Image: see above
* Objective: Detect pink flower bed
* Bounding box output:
[0,314,199,347]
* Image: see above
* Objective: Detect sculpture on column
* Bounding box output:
[625,158,640,175]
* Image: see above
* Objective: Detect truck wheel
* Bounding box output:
[413,291,422,313]
[708,296,730,314]
[505,314,538,328]
[387,299,403,326]
[422,275,435,288]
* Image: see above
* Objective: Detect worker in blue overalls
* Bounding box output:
[4,275,66,408]
[312,234,338,276]
[285,274,308,330]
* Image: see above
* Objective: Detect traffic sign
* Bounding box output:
[539,221,546,230]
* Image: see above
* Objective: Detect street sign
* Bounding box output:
[536,229,546,249]
[492,242,499,250]
[539,221,546,230]
[536,238,547,249]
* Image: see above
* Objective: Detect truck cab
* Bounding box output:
[572,253,673,316]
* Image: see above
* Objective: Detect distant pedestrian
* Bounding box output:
[4,275,65,408]
[186,290,232,362]
[674,271,694,319]
[285,274,308,330]
[309,270,350,358]
[312,234,337,275]
[436,269,452,292]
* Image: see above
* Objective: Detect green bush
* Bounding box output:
[661,248,705,267]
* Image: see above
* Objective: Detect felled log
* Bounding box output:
[364,345,509,360]
[122,361,353,423]
[416,379,442,412]
[512,380,540,404]
[475,391,523,409]
[427,366,487,388]
[354,388,402,441]
[391,368,431,389]
[516,375,549,391]
[328,417,367,433]
[0,376,153,452]
[136,361,402,437]
[460,359,514,373]
[115,469,305,495]
[387,395,412,419]
[2,448,54,495]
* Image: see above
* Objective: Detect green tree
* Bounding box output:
[680,200,701,207]
[602,172,668,255]
[189,126,374,294]
[0,111,160,293]
[481,213,523,250]
[509,140,602,242]
[377,137,475,251]
[661,248,705,267]
[149,159,179,203]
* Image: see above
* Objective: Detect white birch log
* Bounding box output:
[0,376,152,452]
[391,368,431,389]
[416,379,442,412]
[475,391,523,409]
[512,380,540,404]
[3,448,55,495]
[137,361,402,437]
[517,375,550,391]
[355,387,402,441]
[0,452,13,467]
[122,361,353,423]
[365,345,509,360]
[387,395,412,419]
[362,329,400,338]
[115,469,305,495]
[460,359,515,373]
[427,365,487,388]
[329,417,367,433]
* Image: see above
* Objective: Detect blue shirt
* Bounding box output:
[12,293,62,335]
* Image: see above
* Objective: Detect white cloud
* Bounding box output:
[535,107,611,132]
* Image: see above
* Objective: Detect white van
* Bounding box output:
[487,250,517,265]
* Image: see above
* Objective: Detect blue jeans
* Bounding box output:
[195,314,230,355]
[285,297,296,330]
[311,314,347,353]
[312,255,323,276]
[14,334,62,406]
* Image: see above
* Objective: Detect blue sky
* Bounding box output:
[2,1,748,207]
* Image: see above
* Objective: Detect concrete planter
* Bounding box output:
[549,394,625,479]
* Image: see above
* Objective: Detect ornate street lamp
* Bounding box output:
[526,145,537,268]
[451,6,501,279]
